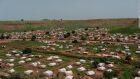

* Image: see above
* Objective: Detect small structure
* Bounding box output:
[134,77,140,79]
[80,59,86,63]
[39,64,46,69]
[48,62,56,67]
[77,67,86,72]
[136,46,140,53]
[24,70,33,75]
[97,66,106,71]
[59,68,66,73]
[65,71,73,76]
[65,75,73,79]
[43,70,53,77]
[66,65,73,69]
[86,71,95,76]
[107,64,114,68]
[18,60,25,64]
[9,69,15,73]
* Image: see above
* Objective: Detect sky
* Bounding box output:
[0,0,138,20]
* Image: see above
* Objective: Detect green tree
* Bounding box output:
[31,35,36,41]
[22,48,32,54]
[21,19,24,21]
[0,33,5,39]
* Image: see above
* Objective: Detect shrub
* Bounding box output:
[103,69,117,79]
[92,58,107,68]
[0,33,5,39]
[72,40,78,43]
[22,48,32,54]
[134,62,140,68]
[31,35,36,41]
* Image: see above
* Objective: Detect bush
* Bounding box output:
[0,33,5,39]
[22,48,32,54]
[134,62,140,68]
[3,74,23,79]
[31,35,36,41]
[45,31,50,35]
[64,32,71,38]
[85,28,88,31]
[92,58,107,68]
[71,30,75,34]
[72,40,78,43]
[103,69,117,79]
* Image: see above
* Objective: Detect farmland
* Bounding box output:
[0,18,140,79]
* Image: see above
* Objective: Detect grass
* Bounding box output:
[119,66,134,79]
[109,25,140,34]
[0,20,139,35]
[0,52,5,57]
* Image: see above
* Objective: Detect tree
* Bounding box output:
[96,26,99,29]
[125,55,132,64]
[31,35,36,41]
[0,33,5,39]
[72,40,78,43]
[135,62,140,68]
[21,19,24,21]
[5,35,10,39]
[92,58,106,68]
[125,55,131,61]
[22,48,32,54]
[45,31,50,35]
[71,30,75,34]
[64,32,71,38]
[85,28,88,31]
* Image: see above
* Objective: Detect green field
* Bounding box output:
[0,19,139,34]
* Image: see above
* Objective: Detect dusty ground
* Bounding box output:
[0,18,138,31]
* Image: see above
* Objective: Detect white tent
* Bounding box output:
[43,70,53,77]
[134,77,140,79]
[24,70,33,75]
[86,71,95,76]
[75,62,81,65]
[66,65,73,69]
[55,59,63,62]
[48,62,56,67]
[39,64,46,68]
[107,64,114,68]
[25,58,32,62]
[7,59,15,62]
[77,67,86,72]
[18,60,25,64]
[97,66,106,71]
[80,59,86,63]
[59,68,66,73]
[7,63,15,67]
[65,75,73,79]
[0,59,3,62]
[65,71,73,76]
[106,69,112,72]
[98,63,105,67]
[138,71,140,76]
[6,54,12,57]
[9,69,15,73]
